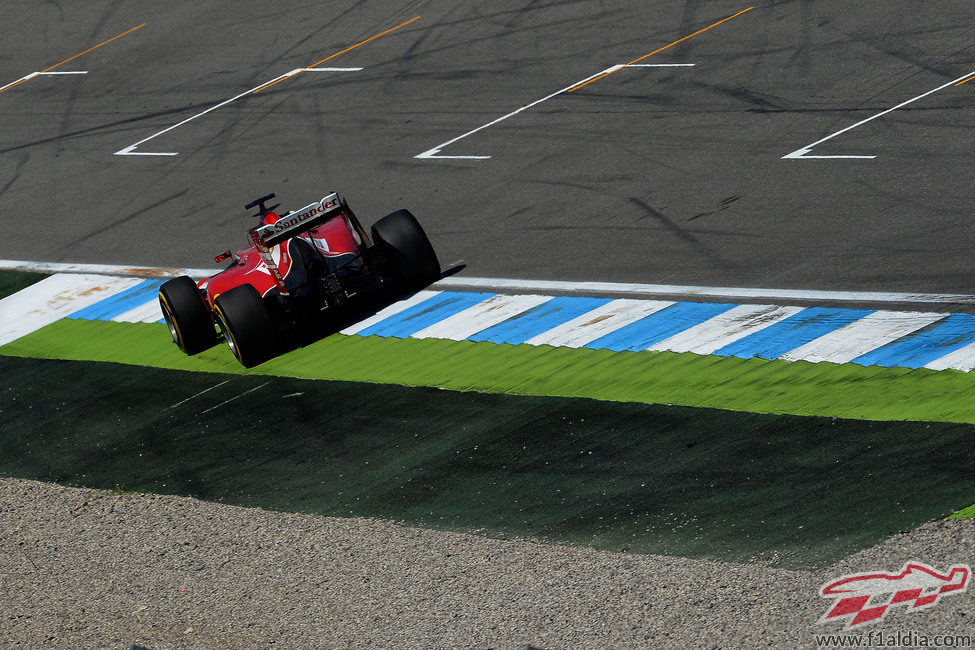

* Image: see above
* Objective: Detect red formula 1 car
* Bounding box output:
[158,191,440,366]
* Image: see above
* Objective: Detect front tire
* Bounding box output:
[213,284,275,367]
[371,209,440,289]
[158,276,217,355]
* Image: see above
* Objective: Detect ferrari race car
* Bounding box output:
[158,191,440,367]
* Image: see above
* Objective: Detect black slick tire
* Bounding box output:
[371,209,440,289]
[213,284,275,367]
[158,275,218,355]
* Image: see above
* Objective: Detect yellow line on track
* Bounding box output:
[567,7,754,92]
[0,23,145,95]
[955,75,974,86]
[252,15,420,94]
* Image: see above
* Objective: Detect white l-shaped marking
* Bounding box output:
[0,70,88,92]
[415,64,695,160]
[783,69,975,159]
[115,67,363,156]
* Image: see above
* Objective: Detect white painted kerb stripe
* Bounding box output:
[339,290,440,335]
[525,299,673,348]
[0,274,143,346]
[411,293,551,341]
[648,304,805,354]
[780,310,946,364]
[113,300,164,324]
[925,340,975,372]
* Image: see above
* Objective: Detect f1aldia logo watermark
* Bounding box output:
[818,561,970,628]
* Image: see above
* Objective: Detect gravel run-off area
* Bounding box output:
[1,478,971,649]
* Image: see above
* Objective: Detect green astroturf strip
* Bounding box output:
[950,504,975,518]
[2,318,975,423]
[1,355,972,569]
[0,270,48,299]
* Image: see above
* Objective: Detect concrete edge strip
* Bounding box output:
[432,276,975,306]
[0,259,218,279]
[2,260,973,305]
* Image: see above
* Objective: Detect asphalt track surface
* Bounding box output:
[0,1,972,294]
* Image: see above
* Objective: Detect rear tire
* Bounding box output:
[371,209,440,289]
[213,284,275,367]
[158,276,217,355]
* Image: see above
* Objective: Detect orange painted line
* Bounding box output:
[0,76,34,95]
[955,75,974,86]
[0,23,145,95]
[567,6,754,92]
[41,23,146,73]
[253,16,420,94]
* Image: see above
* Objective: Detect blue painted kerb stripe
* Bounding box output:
[852,313,975,368]
[714,306,874,360]
[585,301,738,351]
[356,291,492,338]
[468,296,613,345]
[67,279,165,321]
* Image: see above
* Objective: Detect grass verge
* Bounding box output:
[2,318,974,423]
[1,355,973,569]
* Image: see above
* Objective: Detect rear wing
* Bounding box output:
[253,193,343,248]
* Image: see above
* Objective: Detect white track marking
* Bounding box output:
[200,381,270,414]
[410,293,551,340]
[783,69,975,159]
[1,70,88,92]
[0,273,143,346]
[925,340,975,372]
[0,72,40,92]
[780,310,946,364]
[166,380,230,410]
[0,259,219,279]
[432,276,975,306]
[647,303,805,354]
[115,68,362,156]
[415,68,613,160]
[112,299,163,323]
[415,64,694,160]
[249,67,364,91]
[524,299,673,348]
[338,290,440,335]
